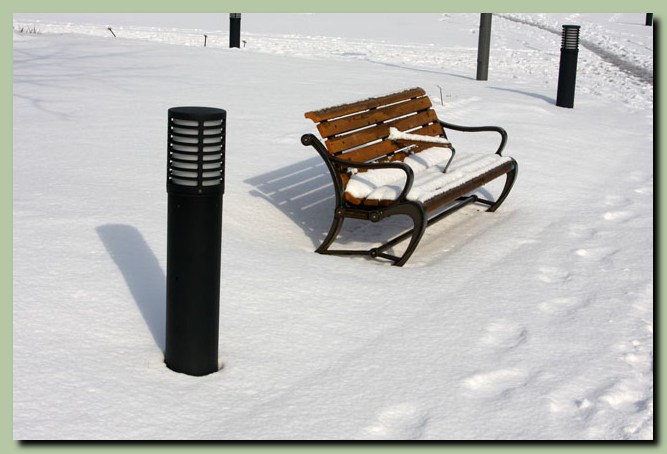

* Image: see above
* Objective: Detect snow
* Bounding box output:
[12,13,653,440]
[400,153,513,205]
[344,146,512,206]
[387,126,452,144]
[402,146,454,170]
[345,147,456,202]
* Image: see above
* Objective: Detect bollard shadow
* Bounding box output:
[489,86,556,105]
[245,156,336,248]
[96,224,165,352]
[366,59,476,81]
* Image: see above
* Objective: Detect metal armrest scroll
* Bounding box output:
[301,133,415,205]
[438,120,508,156]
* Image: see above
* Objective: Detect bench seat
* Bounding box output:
[346,149,513,207]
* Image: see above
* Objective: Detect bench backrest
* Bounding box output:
[304,87,445,163]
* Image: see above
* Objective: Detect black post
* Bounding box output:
[166,106,226,376]
[646,13,653,26]
[556,25,580,109]
[476,13,492,81]
[230,13,241,48]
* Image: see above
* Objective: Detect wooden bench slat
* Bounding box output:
[334,123,447,164]
[396,122,445,142]
[304,87,426,122]
[336,139,402,163]
[316,96,433,138]
[326,110,442,154]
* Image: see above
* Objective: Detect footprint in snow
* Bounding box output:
[539,296,589,316]
[479,320,528,352]
[358,403,429,440]
[537,266,571,284]
[599,377,652,413]
[615,338,653,375]
[462,368,530,398]
[568,224,598,239]
[603,195,631,207]
[602,210,635,223]
[549,373,652,438]
[574,247,617,262]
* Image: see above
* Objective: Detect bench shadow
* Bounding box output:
[244,156,424,251]
[96,224,165,352]
[244,156,337,248]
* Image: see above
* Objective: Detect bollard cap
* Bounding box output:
[168,107,226,196]
[169,106,226,120]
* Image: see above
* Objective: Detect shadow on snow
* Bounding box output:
[96,224,165,352]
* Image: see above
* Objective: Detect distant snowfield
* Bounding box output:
[13,13,653,440]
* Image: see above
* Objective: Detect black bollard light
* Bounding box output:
[229,13,241,48]
[556,25,580,108]
[165,106,226,376]
[646,13,653,26]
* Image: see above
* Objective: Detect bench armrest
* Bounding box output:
[438,120,508,156]
[329,155,415,205]
[301,133,414,204]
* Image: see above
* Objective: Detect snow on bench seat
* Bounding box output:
[344,146,453,203]
[345,151,513,206]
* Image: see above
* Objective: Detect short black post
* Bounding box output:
[476,13,492,81]
[646,13,653,26]
[166,106,226,376]
[229,13,241,48]
[556,25,580,109]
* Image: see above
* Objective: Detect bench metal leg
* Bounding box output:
[373,202,427,266]
[487,162,518,213]
[316,214,345,255]
[316,203,427,266]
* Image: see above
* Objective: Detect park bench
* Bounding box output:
[301,87,518,266]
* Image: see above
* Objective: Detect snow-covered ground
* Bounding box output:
[12,13,653,440]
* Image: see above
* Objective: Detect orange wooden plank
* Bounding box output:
[336,140,402,163]
[304,87,426,122]
[326,109,440,154]
[316,96,433,138]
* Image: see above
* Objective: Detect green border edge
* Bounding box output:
[3,0,662,451]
